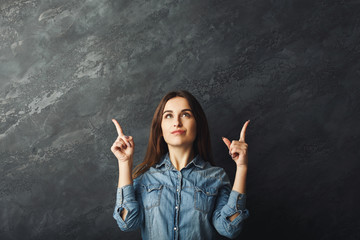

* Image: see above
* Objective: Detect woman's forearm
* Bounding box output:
[118,159,133,188]
[232,166,247,194]
[228,166,247,221]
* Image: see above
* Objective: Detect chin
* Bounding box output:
[164,135,195,146]
[167,140,194,148]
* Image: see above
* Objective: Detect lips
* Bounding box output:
[171,130,185,134]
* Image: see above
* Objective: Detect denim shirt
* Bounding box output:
[113,152,250,240]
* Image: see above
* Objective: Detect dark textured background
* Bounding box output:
[1,0,360,239]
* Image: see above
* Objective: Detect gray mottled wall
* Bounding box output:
[1,0,360,239]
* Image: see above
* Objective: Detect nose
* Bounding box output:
[173,115,182,127]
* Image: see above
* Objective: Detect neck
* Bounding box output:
[168,145,195,171]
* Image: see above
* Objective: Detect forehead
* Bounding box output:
[164,97,191,110]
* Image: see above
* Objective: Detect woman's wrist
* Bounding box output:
[236,165,248,171]
[118,157,133,167]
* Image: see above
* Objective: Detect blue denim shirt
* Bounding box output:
[113,152,250,239]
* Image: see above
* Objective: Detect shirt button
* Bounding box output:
[175,206,178,209]
[174,227,177,231]
[176,188,179,192]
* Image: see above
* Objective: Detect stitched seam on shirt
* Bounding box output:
[142,185,163,210]
[193,168,224,182]
[147,168,168,174]
[194,186,218,214]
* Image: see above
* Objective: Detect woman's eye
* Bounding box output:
[164,113,190,119]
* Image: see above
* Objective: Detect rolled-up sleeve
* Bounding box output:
[113,183,143,232]
[212,170,250,239]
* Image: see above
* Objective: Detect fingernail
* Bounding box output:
[125,136,129,139]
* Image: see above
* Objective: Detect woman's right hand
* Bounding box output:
[110,119,134,163]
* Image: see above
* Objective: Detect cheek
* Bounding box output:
[161,122,169,135]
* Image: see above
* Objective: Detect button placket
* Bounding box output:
[174,172,182,236]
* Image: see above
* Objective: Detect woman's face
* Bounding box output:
[161,97,197,149]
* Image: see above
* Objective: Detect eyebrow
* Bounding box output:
[163,109,192,115]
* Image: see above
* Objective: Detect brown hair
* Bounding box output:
[132,90,215,179]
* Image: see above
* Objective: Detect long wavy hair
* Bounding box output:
[132,90,215,179]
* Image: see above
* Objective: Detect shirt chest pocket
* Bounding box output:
[141,184,164,210]
[194,186,218,214]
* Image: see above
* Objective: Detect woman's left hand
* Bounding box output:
[222,120,250,167]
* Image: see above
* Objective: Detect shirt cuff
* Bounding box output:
[116,184,136,206]
[227,190,247,211]
[222,191,249,228]
[113,205,128,229]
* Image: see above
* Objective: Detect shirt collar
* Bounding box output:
[155,152,206,169]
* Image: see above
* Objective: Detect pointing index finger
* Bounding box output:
[112,119,124,136]
[239,120,250,142]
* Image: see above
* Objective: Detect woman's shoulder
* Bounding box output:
[201,157,227,172]
[132,172,145,185]
[197,161,229,180]
[132,168,160,186]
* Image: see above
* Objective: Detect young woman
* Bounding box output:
[111,90,250,239]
